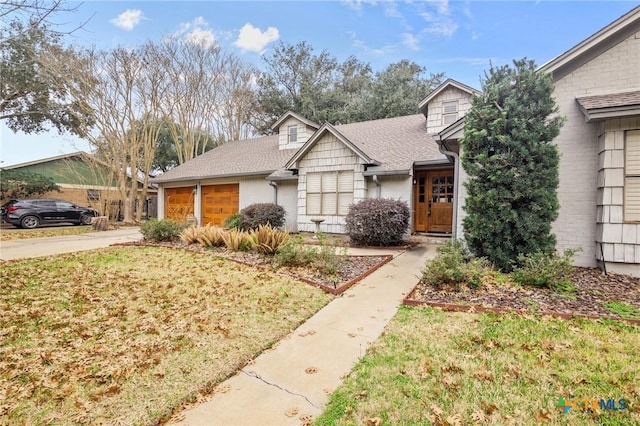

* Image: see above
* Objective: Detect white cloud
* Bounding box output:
[341,0,377,12]
[419,0,458,37]
[401,33,420,51]
[348,31,390,56]
[110,9,144,31]
[174,17,217,48]
[234,23,279,53]
[186,28,216,48]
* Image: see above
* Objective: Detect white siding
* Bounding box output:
[277,181,299,232]
[278,117,314,150]
[426,87,474,134]
[296,133,366,233]
[552,29,640,273]
[239,177,274,208]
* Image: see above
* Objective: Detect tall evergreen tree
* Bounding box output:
[461,58,565,271]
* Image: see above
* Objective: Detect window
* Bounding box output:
[306,171,354,216]
[55,201,75,209]
[288,125,298,143]
[625,130,640,222]
[442,100,458,125]
[87,189,100,201]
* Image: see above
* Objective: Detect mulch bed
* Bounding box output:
[114,240,392,294]
[406,267,640,324]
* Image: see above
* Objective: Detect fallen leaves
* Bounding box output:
[0,246,332,425]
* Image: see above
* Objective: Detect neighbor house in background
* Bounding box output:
[2,152,158,220]
[153,5,640,276]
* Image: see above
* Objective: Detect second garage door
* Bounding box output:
[201,183,239,226]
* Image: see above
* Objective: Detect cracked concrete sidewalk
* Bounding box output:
[169,243,436,426]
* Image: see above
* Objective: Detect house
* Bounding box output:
[437,5,640,276]
[153,79,477,235]
[2,152,158,220]
[154,5,640,276]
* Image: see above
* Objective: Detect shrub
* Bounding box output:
[314,233,346,277]
[512,249,578,291]
[422,240,489,289]
[275,235,317,266]
[250,224,289,255]
[140,219,187,242]
[180,226,199,244]
[222,228,254,251]
[344,198,410,246]
[224,213,240,229]
[239,203,286,231]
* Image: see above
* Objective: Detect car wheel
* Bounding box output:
[21,215,40,229]
[80,214,93,225]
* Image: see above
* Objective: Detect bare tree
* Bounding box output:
[69,47,165,223]
[214,55,258,142]
[1,0,86,41]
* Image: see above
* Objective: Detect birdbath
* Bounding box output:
[310,218,325,239]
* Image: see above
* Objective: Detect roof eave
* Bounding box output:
[579,105,640,122]
[152,170,275,185]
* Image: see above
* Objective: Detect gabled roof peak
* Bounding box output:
[270,111,320,133]
[418,78,480,115]
[539,5,640,80]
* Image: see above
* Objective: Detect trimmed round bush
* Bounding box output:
[238,203,286,231]
[344,198,410,246]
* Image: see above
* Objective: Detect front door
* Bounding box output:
[414,169,454,233]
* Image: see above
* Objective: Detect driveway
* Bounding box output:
[0,227,142,261]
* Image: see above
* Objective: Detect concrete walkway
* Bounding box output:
[170,243,436,426]
[0,227,142,261]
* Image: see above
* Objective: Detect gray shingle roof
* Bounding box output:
[576,91,640,109]
[152,113,447,184]
[152,135,298,183]
[334,114,447,172]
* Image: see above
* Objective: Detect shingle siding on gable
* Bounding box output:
[552,29,640,272]
[426,87,474,134]
[296,133,366,233]
[278,117,311,150]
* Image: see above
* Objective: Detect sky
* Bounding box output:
[1,0,639,166]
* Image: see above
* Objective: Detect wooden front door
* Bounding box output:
[414,170,454,233]
[201,184,239,226]
[164,187,195,221]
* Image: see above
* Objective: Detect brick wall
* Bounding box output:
[552,29,640,272]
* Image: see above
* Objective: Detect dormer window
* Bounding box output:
[442,101,458,125]
[288,125,298,143]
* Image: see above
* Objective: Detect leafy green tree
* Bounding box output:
[460,58,565,271]
[367,60,444,119]
[0,169,61,199]
[149,122,219,173]
[253,42,444,132]
[0,20,89,135]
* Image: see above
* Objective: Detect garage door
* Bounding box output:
[201,184,239,226]
[164,187,194,221]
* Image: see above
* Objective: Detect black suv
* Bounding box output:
[1,199,98,229]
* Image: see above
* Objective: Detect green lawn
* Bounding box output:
[317,306,639,425]
[0,246,333,425]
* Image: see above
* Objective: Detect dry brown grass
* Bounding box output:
[0,246,332,425]
[0,225,92,241]
[317,306,640,425]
